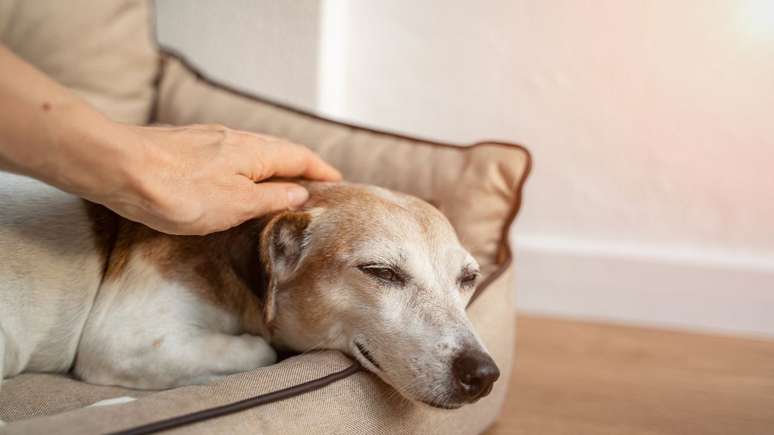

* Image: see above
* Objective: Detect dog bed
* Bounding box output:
[0,1,531,433]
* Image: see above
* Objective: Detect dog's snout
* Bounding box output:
[452,350,500,402]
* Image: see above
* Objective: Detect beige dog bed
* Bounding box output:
[0,1,531,433]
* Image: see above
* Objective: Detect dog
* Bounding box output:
[0,172,499,413]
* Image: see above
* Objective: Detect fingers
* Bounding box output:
[261,141,341,181]
[187,125,341,182]
[239,181,311,219]
[236,134,342,182]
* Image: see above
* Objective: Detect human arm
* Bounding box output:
[0,44,341,235]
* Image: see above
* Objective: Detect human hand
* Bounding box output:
[85,123,341,235]
[0,45,341,234]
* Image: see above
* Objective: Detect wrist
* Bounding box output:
[38,105,150,212]
[82,123,160,207]
[89,125,178,221]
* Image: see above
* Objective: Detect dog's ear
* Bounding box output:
[422,197,440,209]
[259,210,313,326]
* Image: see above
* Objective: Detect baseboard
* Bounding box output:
[511,234,774,338]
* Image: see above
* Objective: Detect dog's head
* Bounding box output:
[255,182,499,408]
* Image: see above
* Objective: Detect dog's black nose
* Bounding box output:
[452,350,500,401]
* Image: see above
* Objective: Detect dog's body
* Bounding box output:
[0,172,498,411]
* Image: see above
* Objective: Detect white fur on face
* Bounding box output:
[351,237,483,406]
[278,186,486,407]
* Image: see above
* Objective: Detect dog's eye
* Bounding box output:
[459,272,479,288]
[358,265,404,284]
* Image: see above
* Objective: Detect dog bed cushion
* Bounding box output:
[0,0,158,125]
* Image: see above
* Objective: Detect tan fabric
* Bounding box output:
[0,374,154,422]
[0,0,158,124]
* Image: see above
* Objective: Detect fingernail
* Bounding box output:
[287,186,309,208]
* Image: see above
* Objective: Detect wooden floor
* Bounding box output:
[486,316,774,435]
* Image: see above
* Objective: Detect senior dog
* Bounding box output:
[0,173,498,414]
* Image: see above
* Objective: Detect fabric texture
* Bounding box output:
[0,0,158,124]
[0,1,531,433]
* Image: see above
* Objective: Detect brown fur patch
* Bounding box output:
[88,208,273,337]
[82,201,120,279]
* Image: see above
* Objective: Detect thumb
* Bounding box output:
[246,181,310,216]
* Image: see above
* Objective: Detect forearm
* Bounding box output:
[0,44,141,199]
[0,45,340,235]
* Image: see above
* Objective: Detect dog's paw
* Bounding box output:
[240,334,277,368]
[88,396,137,408]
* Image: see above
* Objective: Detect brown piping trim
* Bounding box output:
[154,47,533,306]
[159,47,525,149]
[468,140,532,306]
[107,363,362,435]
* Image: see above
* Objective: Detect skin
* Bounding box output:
[0,44,341,235]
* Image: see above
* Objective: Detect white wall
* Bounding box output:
[156,1,774,337]
[155,0,320,109]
